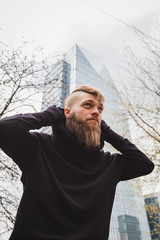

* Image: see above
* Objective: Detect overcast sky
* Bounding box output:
[0,0,160,78]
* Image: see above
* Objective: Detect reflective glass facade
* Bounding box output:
[42,45,151,239]
[118,215,142,240]
[144,192,160,240]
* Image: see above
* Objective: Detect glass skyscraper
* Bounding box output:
[42,44,151,240]
[144,192,160,240]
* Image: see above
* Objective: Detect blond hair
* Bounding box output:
[64,85,104,108]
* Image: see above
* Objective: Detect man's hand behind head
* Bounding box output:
[45,105,66,125]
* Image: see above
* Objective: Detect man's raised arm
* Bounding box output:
[0,106,65,170]
[0,106,65,140]
[101,120,154,181]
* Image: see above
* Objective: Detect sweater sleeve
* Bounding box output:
[0,106,65,171]
[101,120,154,181]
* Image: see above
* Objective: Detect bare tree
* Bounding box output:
[110,25,160,193]
[0,38,63,239]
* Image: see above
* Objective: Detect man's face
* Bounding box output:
[65,92,103,127]
[64,92,103,148]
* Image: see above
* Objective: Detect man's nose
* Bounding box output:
[91,107,99,116]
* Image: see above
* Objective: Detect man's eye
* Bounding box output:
[84,103,91,107]
[98,107,103,113]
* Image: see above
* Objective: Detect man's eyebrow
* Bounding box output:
[84,99,94,102]
[82,99,104,109]
[82,99,96,104]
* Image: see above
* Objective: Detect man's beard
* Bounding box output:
[66,113,101,149]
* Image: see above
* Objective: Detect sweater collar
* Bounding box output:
[52,123,104,158]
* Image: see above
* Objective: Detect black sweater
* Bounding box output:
[0,106,154,240]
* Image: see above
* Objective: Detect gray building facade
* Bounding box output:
[144,192,160,240]
[41,44,151,240]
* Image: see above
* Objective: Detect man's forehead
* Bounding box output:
[79,93,104,106]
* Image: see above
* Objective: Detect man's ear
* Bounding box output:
[64,107,72,118]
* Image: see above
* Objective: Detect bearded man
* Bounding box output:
[0,86,154,240]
